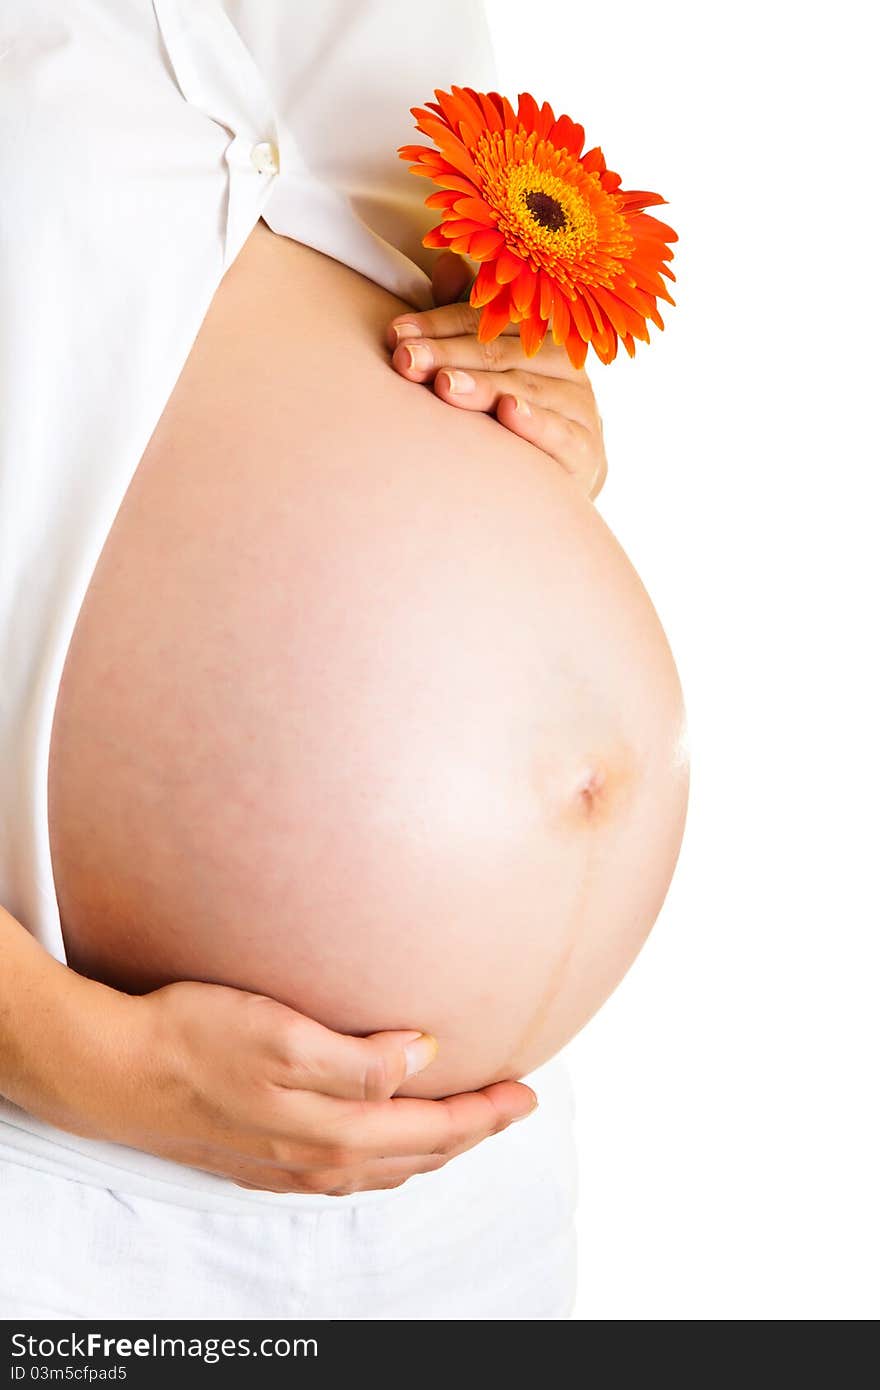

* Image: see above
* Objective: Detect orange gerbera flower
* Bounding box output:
[399,87,677,368]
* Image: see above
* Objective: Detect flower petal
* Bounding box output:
[592,312,618,364]
[549,113,585,159]
[631,212,679,243]
[618,189,667,211]
[612,278,664,330]
[450,85,490,135]
[565,324,589,370]
[591,284,648,342]
[477,89,505,133]
[431,89,466,130]
[472,262,504,307]
[439,218,490,238]
[580,146,606,174]
[469,227,506,260]
[627,261,676,304]
[568,294,595,342]
[538,270,555,322]
[425,190,462,209]
[493,91,518,129]
[516,91,540,132]
[452,195,496,223]
[411,114,483,183]
[519,313,549,357]
[495,248,525,284]
[536,100,556,138]
[397,143,436,161]
[551,289,572,346]
[429,171,482,196]
[511,266,538,316]
[457,117,483,150]
[477,287,513,342]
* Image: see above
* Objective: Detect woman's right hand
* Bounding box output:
[0,910,537,1195]
[124,980,538,1194]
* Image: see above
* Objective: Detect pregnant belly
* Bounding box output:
[47,219,688,1098]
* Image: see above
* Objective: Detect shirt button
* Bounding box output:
[250,141,280,175]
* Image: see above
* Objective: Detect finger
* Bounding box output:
[495,393,607,499]
[433,367,606,497]
[233,1152,450,1197]
[432,366,598,432]
[390,332,582,385]
[386,301,520,350]
[267,1008,441,1102]
[324,1079,538,1161]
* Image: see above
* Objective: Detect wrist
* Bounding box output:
[0,906,148,1140]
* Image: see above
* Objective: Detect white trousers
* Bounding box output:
[0,1061,578,1320]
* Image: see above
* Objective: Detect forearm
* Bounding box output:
[0,902,140,1133]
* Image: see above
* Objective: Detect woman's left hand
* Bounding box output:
[385,251,607,500]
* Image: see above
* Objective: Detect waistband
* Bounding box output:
[0,1057,574,1217]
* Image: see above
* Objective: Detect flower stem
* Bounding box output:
[456,271,479,305]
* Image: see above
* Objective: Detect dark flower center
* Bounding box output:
[523,189,568,232]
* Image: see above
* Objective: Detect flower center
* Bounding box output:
[523,189,568,232]
[471,130,635,293]
[502,158,596,261]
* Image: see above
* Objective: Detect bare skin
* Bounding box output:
[47,219,688,1103]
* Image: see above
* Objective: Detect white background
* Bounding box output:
[487,0,878,1319]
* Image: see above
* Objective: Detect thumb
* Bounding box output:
[431,250,475,307]
[281,1013,440,1101]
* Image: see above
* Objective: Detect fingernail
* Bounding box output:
[393,322,421,345]
[511,1095,539,1123]
[444,370,476,394]
[514,396,532,416]
[404,1033,439,1077]
[404,343,433,371]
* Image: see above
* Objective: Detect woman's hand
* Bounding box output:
[0,908,536,1196]
[386,251,608,499]
[129,981,537,1194]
